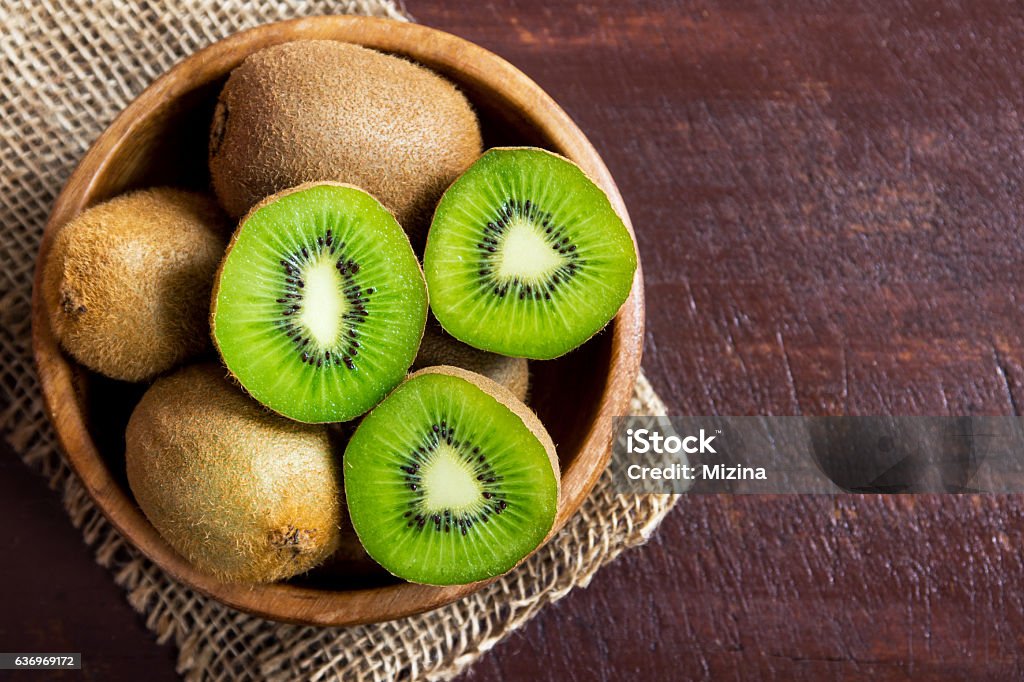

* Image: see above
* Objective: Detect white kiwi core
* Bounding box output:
[420,444,483,512]
[496,218,565,281]
[298,256,349,347]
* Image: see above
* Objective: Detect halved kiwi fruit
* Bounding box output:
[211,182,428,423]
[344,366,559,585]
[423,147,638,360]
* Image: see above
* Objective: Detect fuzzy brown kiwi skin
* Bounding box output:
[412,319,529,402]
[209,181,429,420]
[424,146,638,359]
[42,187,228,382]
[125,364,342,584]
[209,40,483,249]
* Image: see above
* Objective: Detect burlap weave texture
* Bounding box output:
[0,1,677,679]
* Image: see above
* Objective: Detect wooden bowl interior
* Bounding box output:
[69,35,617,594]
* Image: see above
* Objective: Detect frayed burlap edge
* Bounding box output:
[0,1,677,680]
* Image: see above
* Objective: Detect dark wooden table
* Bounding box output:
[6,0,1024,679]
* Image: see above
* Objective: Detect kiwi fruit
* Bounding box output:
[211,182,428,423]
[344,366,559,585]
[412,319,529,402]
[42,188,227,381]
[125,364,341,583]
[209,39,483,246]
[423,147,638,359]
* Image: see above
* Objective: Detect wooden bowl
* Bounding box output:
[31,16,644,626]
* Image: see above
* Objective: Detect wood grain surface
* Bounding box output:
[5,0,1024,679]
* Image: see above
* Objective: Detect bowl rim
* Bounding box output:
[30,15,645,626]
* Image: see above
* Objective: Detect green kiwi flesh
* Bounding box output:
[424,147,637,359]
[211,182,428,423]
[125,364,341,583]
[344,366,559,585]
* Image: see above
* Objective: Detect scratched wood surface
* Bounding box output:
[423,1,1024,679]
[5,0,1024,679]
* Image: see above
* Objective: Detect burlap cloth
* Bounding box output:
[0,1,676,679]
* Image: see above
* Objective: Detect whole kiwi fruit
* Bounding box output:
[209,40,483,247]
[125,364,342,583]
[412,319,529,402]
[42,188,227,382]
